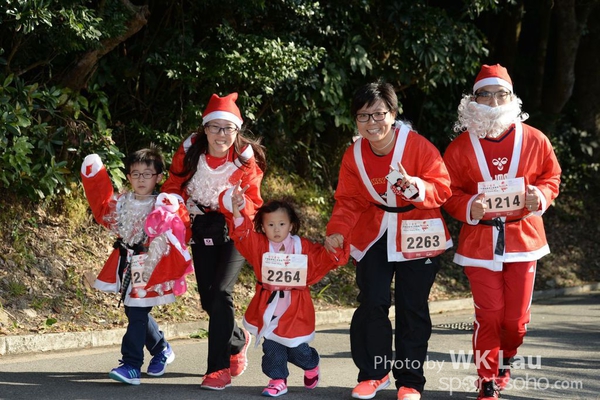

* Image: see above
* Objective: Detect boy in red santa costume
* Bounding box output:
[81,147,192,385]
[220,183,348,397]
[443,64,561,399]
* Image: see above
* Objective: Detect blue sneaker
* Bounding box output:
[109,362,141,385]
[147,343,175,376]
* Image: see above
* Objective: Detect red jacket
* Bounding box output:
[443,122,561,271]
[161,133,264,223]
[327,122,453,261]
[226,208,348,348]
[81,163,192,307]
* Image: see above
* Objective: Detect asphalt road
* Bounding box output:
[0,291,598,400]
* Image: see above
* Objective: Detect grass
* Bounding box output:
[0,174,598,336]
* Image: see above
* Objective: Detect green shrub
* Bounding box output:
[0,74,125,199]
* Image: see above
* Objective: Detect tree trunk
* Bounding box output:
[59,1,150,91]
[529,0,553,112]
[543,0,597,115]
[573,4,600,159]
[494,1,524,73]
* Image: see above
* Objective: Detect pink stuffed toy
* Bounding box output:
[142,193,193,296]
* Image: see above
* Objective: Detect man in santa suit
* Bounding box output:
[443,64,561,399]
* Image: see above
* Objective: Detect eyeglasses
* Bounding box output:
[355,111,390,123]
[129,172,159,180]
[474,91,512,101]
[204,124,238,136]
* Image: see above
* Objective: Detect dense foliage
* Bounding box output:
[3,0,597,200]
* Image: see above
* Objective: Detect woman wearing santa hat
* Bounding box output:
[162,92,266,390]
[325,81,453,400]
[443,64,561,399]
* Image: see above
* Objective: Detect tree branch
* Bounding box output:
[59,0,150,91]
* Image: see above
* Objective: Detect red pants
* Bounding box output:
[465,261,537,380]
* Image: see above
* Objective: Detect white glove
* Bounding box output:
[81,154,103,177]
[155,192,180,213]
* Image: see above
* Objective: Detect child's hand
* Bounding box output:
[231,180,249,218]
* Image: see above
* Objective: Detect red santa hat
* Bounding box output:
[202,92,243,129]
[473,64,513,93]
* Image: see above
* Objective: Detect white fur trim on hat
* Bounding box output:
[202,111,243,129]
[473,77,513,93]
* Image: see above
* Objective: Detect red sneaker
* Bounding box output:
[496,367,511,390]
[201,368,231,390]
[230,329,251,377]
[397,386,421,400]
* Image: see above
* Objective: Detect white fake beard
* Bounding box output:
[453,95,528,139]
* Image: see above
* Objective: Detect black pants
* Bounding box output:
[191,240,247,374]
[261,339,320,380]
[121,306,167,369]
[350,233,439,392]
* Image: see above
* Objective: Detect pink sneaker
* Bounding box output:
[304,365,319,389]
[262,378,288,397]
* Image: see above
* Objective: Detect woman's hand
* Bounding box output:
[325,233,344,253]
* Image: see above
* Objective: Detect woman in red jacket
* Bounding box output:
[325,81,452,400]
[161,92,266,390]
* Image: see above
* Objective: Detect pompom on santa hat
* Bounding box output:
[473,64,513,93]
[202,92,243,129]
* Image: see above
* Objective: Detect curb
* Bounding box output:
[1,283,598,357]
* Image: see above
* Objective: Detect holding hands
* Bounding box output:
[324,233,344,253]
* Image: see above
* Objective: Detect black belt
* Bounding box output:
[374,203,416,213]
[256,281,286,304]
[114,239,147,307]
[479,217,525,256]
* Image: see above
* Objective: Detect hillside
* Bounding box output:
[0,187,598,337]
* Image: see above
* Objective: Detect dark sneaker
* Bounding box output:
[147,343,175,376]
[109,362,141,385]
[477,380,500,399]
